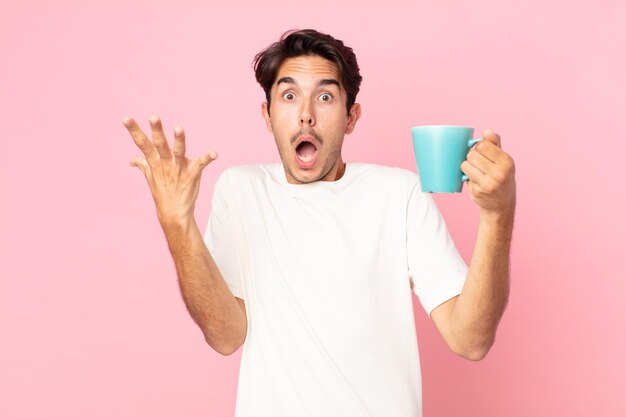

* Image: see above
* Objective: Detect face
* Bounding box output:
[261,55,361,184]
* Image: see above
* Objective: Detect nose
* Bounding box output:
[299,101,316,127]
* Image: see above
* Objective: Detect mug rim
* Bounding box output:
[411,125,473,130]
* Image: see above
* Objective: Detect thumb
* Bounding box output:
[130,157,149,176]
[483,128,501,148]
[195,151,218,171]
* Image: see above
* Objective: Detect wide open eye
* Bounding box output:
[282,92,295,101]
[319,93,333,102]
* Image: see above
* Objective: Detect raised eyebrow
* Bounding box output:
[276,76,296,87]
[317,79,340,89]
[275,77,340,89]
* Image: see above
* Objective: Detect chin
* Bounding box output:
[288,163,325,184]
[291,170,320,184]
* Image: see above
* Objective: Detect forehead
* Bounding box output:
[274,55,341,85]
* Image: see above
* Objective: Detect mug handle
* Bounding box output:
[461,138,483,182]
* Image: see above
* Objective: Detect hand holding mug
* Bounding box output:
[411,125,516,215]
[123,115,218,227]
[461,129,516,215]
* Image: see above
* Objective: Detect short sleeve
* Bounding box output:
[406,178,468,316]
[203,170,245,300]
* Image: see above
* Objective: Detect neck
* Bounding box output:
[334,160,346,181]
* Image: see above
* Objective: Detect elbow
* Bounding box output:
[457,346,490,361]
[202,303,248,356]
[204,329,246,356]
[204,336,228,356]
[218,345,240,356]
[451,335,494,362]
[206,337,240,356]
[222,338,245,356]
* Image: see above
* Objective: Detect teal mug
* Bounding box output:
[410,125,483,193]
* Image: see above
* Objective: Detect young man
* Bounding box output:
[123,29,516,417]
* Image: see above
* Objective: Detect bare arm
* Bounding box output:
[123,115,246,356]
[164,217,247,355]
[431,210,513,360]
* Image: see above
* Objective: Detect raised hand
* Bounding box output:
[461,129,516,216]
[123,115,217,228]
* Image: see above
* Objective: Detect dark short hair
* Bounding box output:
[252,29,362,116]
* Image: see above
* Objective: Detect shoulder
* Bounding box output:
[215,163,276,187]
[354,162,421,191]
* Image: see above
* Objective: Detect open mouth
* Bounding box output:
[296,140,318,163]
[294,139,319,168]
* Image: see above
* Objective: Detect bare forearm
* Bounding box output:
[452,208,514,358]
[162,217,246,355]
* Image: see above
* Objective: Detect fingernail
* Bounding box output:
[174,126,183,136]
[122,117,131,127]
[149,115,159,125]
[209,151,217,159]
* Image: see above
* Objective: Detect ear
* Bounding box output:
[261,102,273,133]
[344,102,362,135]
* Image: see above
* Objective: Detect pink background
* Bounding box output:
[1,0,625,416]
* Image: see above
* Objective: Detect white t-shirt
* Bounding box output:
[203,162,468,417]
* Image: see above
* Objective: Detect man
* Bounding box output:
[123,29,515,417]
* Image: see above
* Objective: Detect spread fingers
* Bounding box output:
[122,116,158,165]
